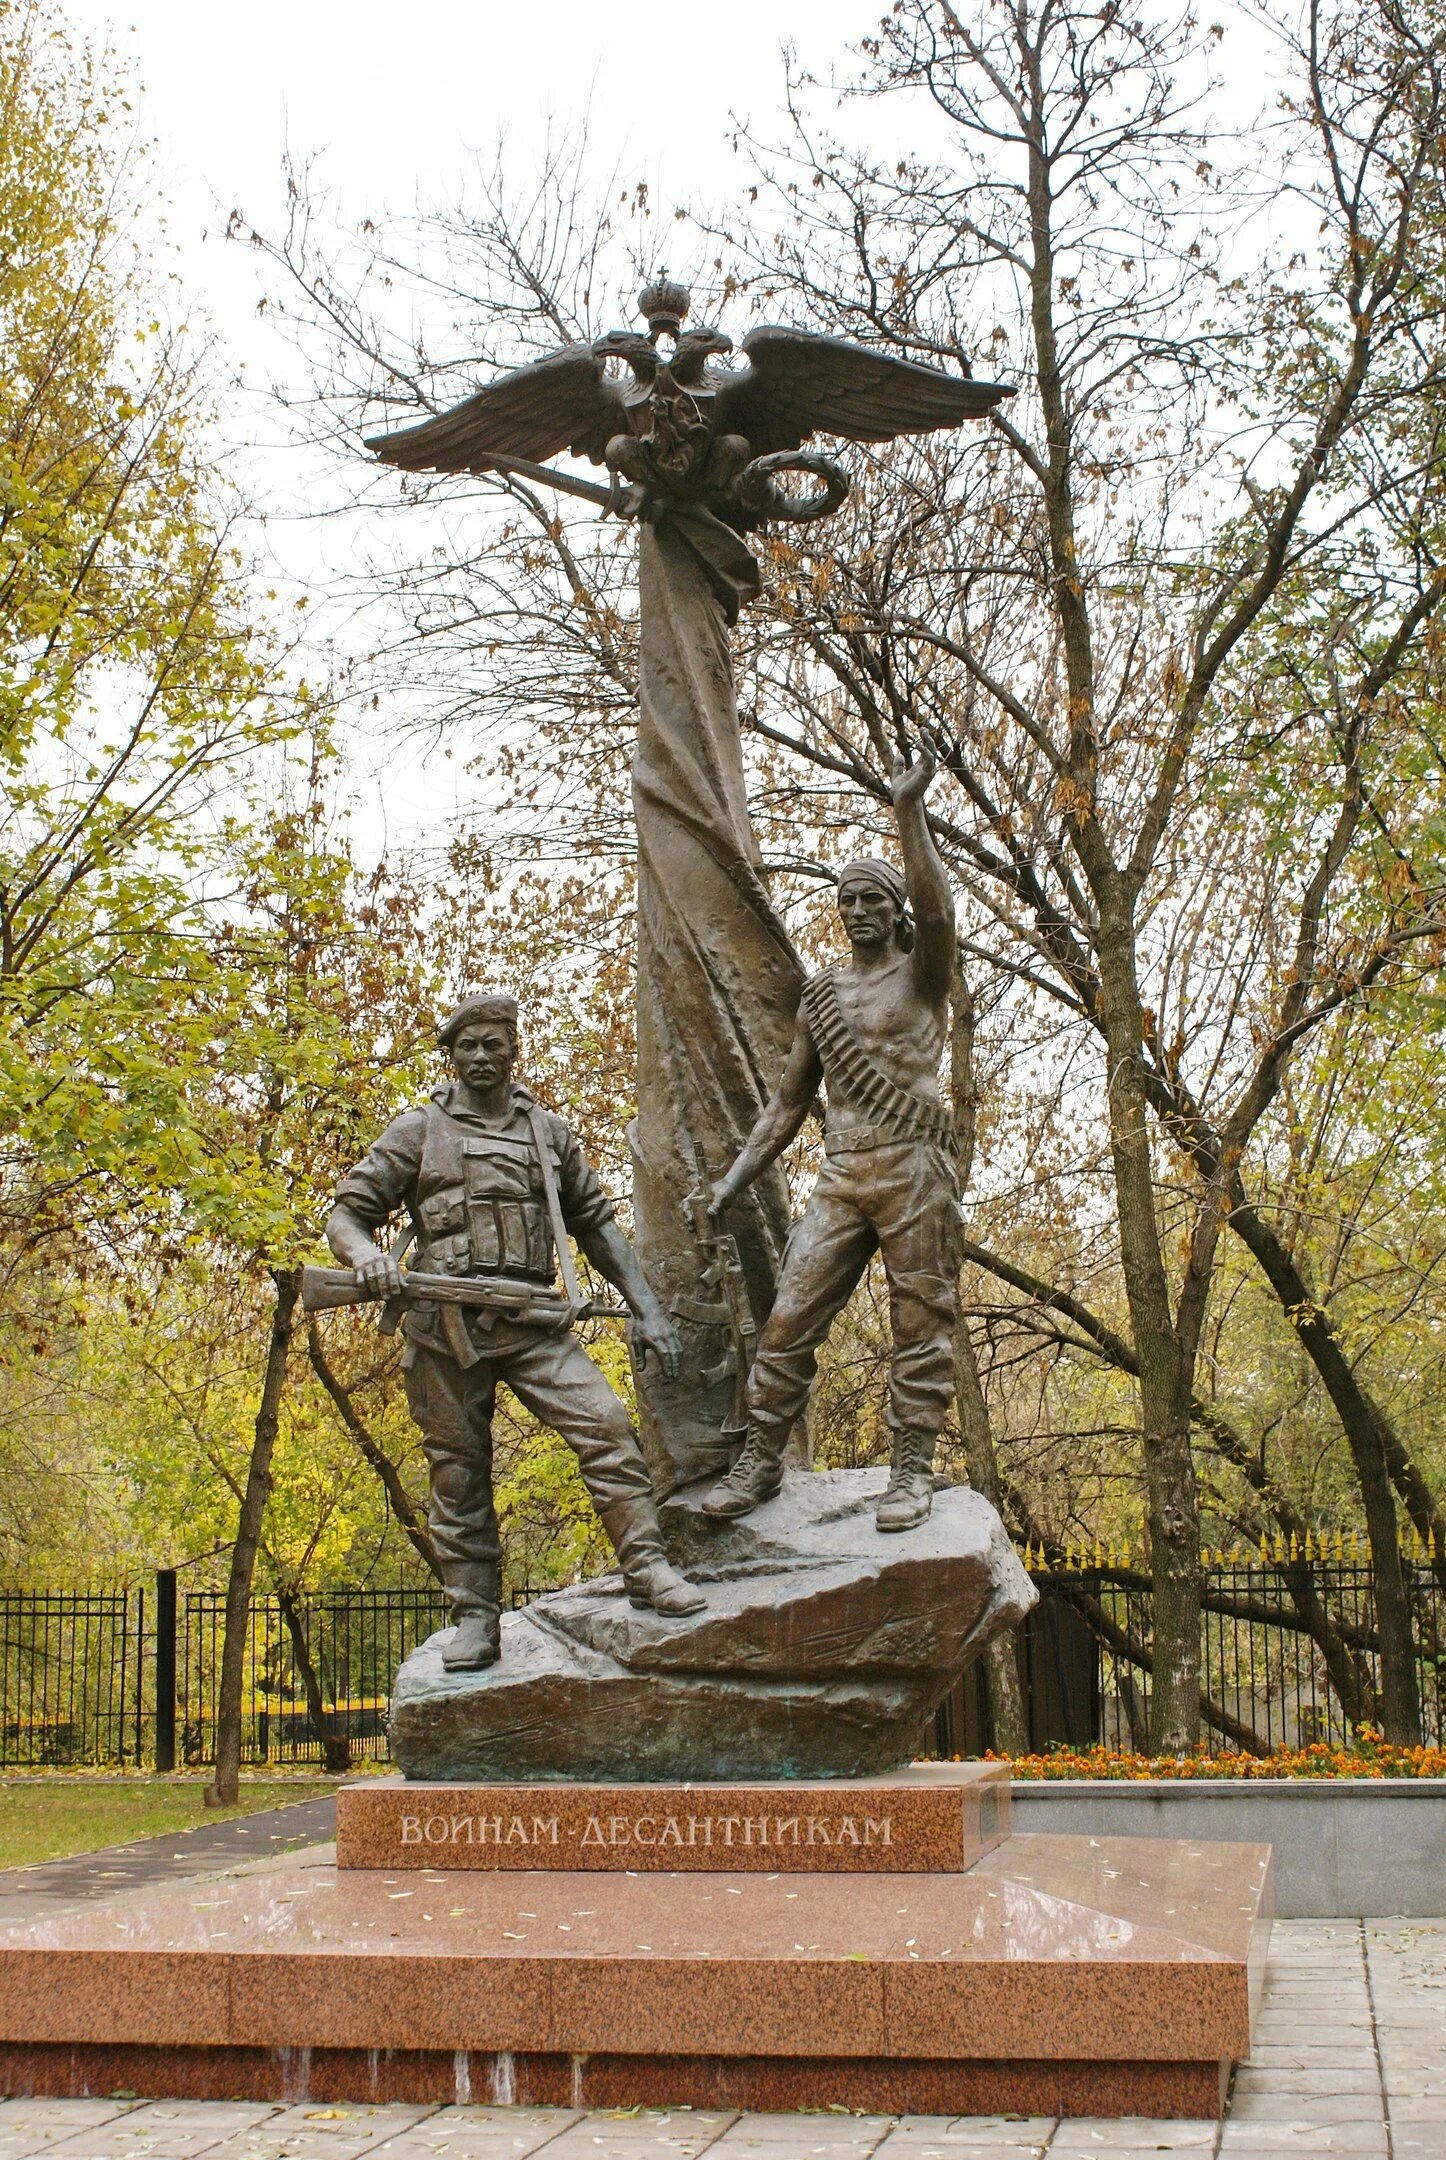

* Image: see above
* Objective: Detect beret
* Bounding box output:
[438,991,519,1047]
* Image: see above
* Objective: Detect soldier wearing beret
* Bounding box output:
[326,991,704,1670]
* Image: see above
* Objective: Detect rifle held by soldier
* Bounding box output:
[302,1263,626,1326]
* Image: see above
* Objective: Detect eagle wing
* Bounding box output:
[365,343,628,472]
[711,326,1012,457]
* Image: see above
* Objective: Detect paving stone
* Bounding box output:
[1231,2074,1380,2099]
[1226,2099,1385,2125]
[1219,2126,1390,2153]
[368,2110,583,2159]
[41,2104,280,2158]
[221,2103,437,2160]
[1043,2123,1215,2153]
[705,2143,890,2159]
[854,2149,1042,2160]
[876,2128,1053,2149]
[713,2124,889,2150]
[0,2106,141,2133]
[516,2115,740,2160]
[0,2104,145,2160]
[1242,2050,1377,2071]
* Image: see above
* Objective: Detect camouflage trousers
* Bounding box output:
[746,1135,959,1456]
[403,1329,654,1615]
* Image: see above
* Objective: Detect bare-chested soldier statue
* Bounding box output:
[702,746,958,1533]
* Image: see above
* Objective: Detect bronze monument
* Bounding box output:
[365,284,1010,1490]
[318,992,704,1671]
[338,291,1035,1776]
[702,742,959,1532]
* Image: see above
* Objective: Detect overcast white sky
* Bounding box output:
[60,0,865,848]
[62,0,1288,859]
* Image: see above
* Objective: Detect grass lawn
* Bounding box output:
[0,1779,339,1871]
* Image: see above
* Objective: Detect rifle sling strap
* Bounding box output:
[526,1101,584,1312]
[801,968,956,1155]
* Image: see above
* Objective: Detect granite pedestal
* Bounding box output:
[0,1769,1273,2118]
[335,1762,1011,1873]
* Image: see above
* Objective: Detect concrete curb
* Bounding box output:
[1007,1777,1446,1917]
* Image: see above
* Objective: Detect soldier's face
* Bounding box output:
[449,1023,516,1092]
[838,880,898,951]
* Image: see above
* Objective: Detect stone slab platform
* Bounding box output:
[336,1764,1010,1874]
[0,1833,1271,2117]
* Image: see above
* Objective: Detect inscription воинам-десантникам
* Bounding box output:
[397,1811,895,1851]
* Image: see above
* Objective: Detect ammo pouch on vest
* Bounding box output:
[415,1108,556,1283]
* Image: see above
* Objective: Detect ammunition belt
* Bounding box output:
[801,968,956,1157]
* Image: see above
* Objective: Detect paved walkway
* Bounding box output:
[0,1799,338,1926]
[0,1920,1440,2159]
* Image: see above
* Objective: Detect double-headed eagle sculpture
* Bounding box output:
[367,277,1010,540]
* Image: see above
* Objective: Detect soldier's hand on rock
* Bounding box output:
[356,1251,403,1298]
[634,1305,684,1381]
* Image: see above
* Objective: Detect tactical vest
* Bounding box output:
[413,1100,558,1283]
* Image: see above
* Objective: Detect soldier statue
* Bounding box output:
[702,745,959,1534]
[324,991,705,1670]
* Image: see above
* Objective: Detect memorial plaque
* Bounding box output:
[336,1762,1010,1874]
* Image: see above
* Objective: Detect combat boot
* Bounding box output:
[700,1428,786,1518]
[443,1608,502,1669]
[442,1561,503,1669]
[876,1433,935,1532]
[599,1498,707,1616]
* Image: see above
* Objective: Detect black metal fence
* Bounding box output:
[1,1557,1441,1768]
[0,1588,149,1767]
[933,1557,1444,1757]
[0,1578,448,1770]
[175,1586,448,1768]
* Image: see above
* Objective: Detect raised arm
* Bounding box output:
[709,1012,823,1215]
[891,741,956,1004]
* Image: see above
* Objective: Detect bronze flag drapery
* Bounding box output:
[629,513,802,1489]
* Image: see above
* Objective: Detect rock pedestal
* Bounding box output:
[388,1469,1036,1783]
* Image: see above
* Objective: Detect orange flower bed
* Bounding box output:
[978,1729,1446,1779]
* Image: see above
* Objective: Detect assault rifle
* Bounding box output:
[302,1262,626,1369]
[302,1263,626,1324]
[670,1129,757,1437]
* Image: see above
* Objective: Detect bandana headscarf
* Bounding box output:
[438,991,519,1047]
[836,857,914,950]
[838,857,907,909]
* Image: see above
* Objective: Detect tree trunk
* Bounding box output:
[1096,917,1201,1751]
[275,1582,351,1774]
[953,1314,1031,1753]
[957,1237,1375,1728]
[206,1267,301,1807]
[949,963,1030,1754]
[307,1320,442,1579]
[1061,1584,1270,1756]
[1227,1190,1422,1741]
